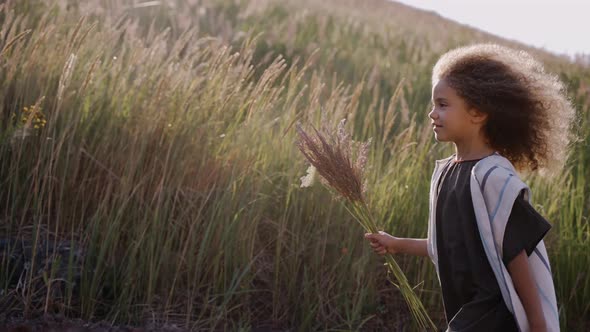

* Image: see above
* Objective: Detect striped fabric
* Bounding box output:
[426,153,560,332]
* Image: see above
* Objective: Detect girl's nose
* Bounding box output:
[428,108,437,120]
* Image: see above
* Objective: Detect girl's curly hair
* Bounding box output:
[432,43,580,178]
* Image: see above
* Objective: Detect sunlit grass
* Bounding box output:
[0,0,588,330]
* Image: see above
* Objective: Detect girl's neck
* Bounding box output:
[453,140,496,162]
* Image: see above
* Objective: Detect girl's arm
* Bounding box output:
[364,231,428,257]
[507,249,547,332]
[395,237,428,257]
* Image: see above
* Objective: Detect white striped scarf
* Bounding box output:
[426,153,560,332]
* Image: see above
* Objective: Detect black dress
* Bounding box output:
[435,156,552,332]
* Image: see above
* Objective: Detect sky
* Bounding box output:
[393,0,590,57]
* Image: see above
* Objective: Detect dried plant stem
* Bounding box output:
[343,201,436,330]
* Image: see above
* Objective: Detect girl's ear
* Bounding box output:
[468,108,488,124]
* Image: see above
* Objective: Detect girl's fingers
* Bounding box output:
[367,238,385,254]
[371,243,385,250]
[365,234,378,243]
[373,246,384,252]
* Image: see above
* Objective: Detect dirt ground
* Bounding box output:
[0,316,187,332]
[0,315,291,332]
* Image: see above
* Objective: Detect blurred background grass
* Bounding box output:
[0,0,588,330]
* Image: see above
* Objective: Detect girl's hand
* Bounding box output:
[364,231,401,255]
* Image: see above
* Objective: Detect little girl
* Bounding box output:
[365,44,577,332]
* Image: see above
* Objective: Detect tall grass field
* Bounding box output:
[0,0,588,330]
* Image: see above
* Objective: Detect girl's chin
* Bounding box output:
[433,133,447,142]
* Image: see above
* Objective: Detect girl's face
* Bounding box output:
[428,78,484,144]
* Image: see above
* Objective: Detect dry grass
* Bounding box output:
[295,119,436,330]
[0,0,588,330]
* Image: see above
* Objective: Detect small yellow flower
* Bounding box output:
[19,103,46,129]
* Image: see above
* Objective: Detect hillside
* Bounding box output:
[0,0,588,331]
